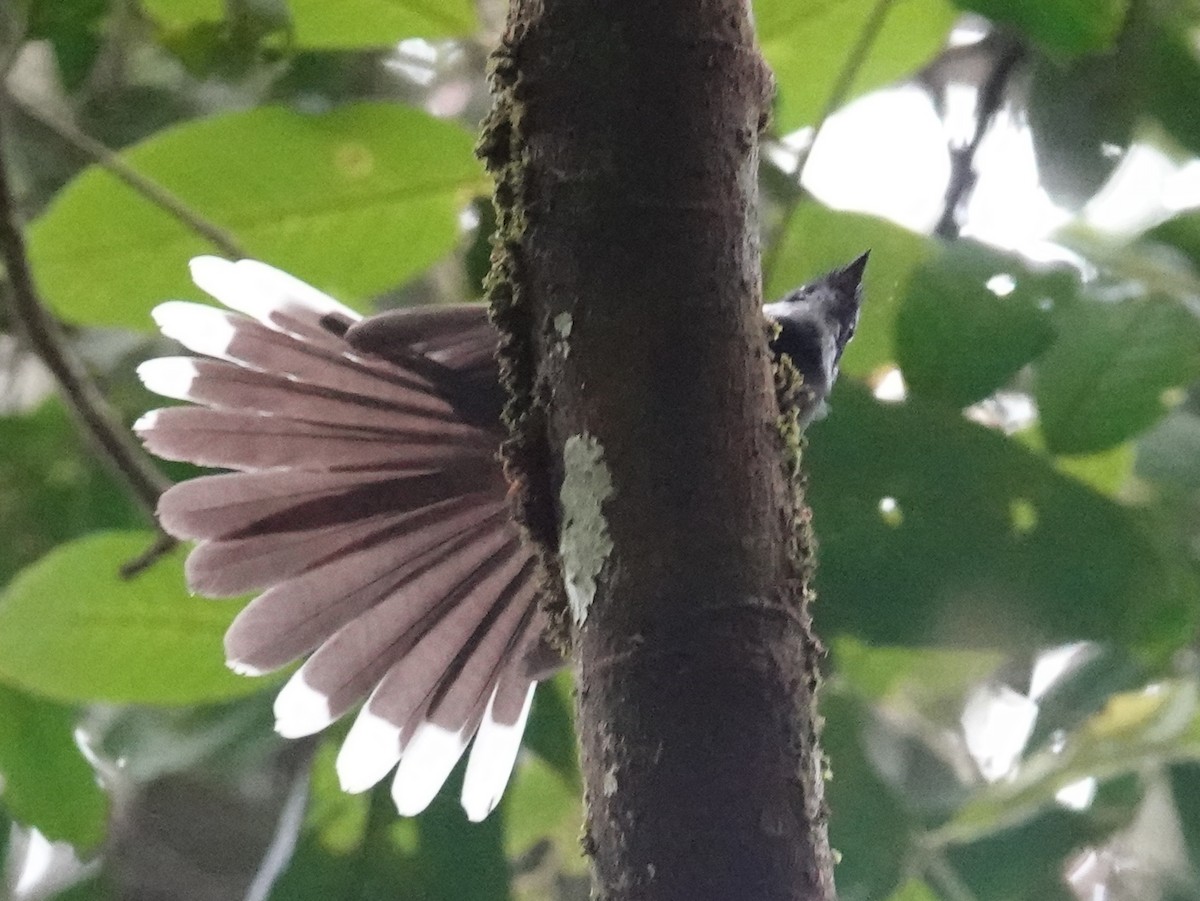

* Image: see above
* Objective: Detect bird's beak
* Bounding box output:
[831,250,870,294]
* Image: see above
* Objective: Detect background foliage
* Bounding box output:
[1,0,1199,898]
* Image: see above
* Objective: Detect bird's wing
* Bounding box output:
[135,257,555,821]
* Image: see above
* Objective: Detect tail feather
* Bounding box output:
[136,257,559,819]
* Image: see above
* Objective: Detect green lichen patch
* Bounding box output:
[559,433,615,627]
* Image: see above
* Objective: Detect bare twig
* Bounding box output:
[0,102,175,553]
[763,0,896,286]
[935,33,1025,239]
[3,89,246,259]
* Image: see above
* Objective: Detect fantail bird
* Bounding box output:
[134,251,867,821]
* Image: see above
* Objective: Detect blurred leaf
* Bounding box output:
[886,879,939,901]
[766,204,932,377]
[806,382,1195,656]
[1137,409,1200,490]
[896,242,1059,407]
[503,754,583,866]
[1025,645,1145,751]
[269,741,511,900]
[955,0,1128,55]
[286,0,478,48]
[833,636,1003,704]
[945,808,1100,901]
[824,692,912,901]
[0,684,107,849]
[1016,423,1138,497]
[1139,2,1200,157]
[937,680,1199,845]
[1145,210,1200,268]
[0,400,143,586]
[522,672,580,789]
[138,0,224,27]
[29,104,485,330]
[1035,295,1200,455]
[1170,761,1200,865]
[1027,50,1138,209]
[756,0,958,133]
[28,0,110,88]
[0,531,267,704]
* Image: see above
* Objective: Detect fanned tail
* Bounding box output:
[136,257,554,821]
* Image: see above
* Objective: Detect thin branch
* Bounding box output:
[763,0,895,286]
[0,102,175,542]
[935,33,1025,240]
[3,89,247,259]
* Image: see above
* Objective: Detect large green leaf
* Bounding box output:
[1027,49,1139,209]
[267,741,511,900]
[1035,295,1200,455]
[806,382,1195,657]
[896,242,1060,408]
[833,637,1003,705]
[0,401,143,586]
[286,0,478,48]
[823,693,911,901]
[954,0,1128,55]
[139,0,224,27]
[766,204,931,377]
[0,684,108,849]
[755,0,958,133]
[29,0,111,87]
[1144,210,1200,269]
[0,532,266,704]
[28,104,486,330]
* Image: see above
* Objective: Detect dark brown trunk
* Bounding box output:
[480,2,836,898]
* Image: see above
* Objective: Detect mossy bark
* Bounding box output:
[480,2,836,898]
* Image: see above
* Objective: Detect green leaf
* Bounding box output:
[1145,210,1200,269]
[0,531,267,704]
[1035,296,1200,455]
[823,693,911,899]
[522,672,580,789]
[806,383,1196,657]
[1017,427,1137,497]
[833,637,1003,705]
[0,684,108,849]
[503,754,584,865]
[886,879,940,901]
[954,0,1128,56]
[268,741,511,900]
[936,679,1199,845]
[756,0,958,133]
[28,0,111,88]
[28,104,486,330]
[1139,3,1200,157]
[139,0,224,27]
[766,204,932,377]
[286,0,478,48]
[945,808,1103,901]
[1137,410,1200,490]
[0,401,143,585]
[895,242,1059,408]
[1027,50,1139,208]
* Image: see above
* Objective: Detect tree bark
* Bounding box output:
[480,2,836,898]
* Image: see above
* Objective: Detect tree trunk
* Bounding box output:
[480,2,836,898]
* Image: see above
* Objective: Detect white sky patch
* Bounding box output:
[961,683,1038,781]
[803,86,950,234]
[871,366,907,403]
[986,273,1017,297]
[1057,777,1098,812]
[559,433,614,627]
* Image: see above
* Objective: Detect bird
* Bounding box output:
[134,251,867,822]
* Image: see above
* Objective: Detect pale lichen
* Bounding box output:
[559,432,614,627]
